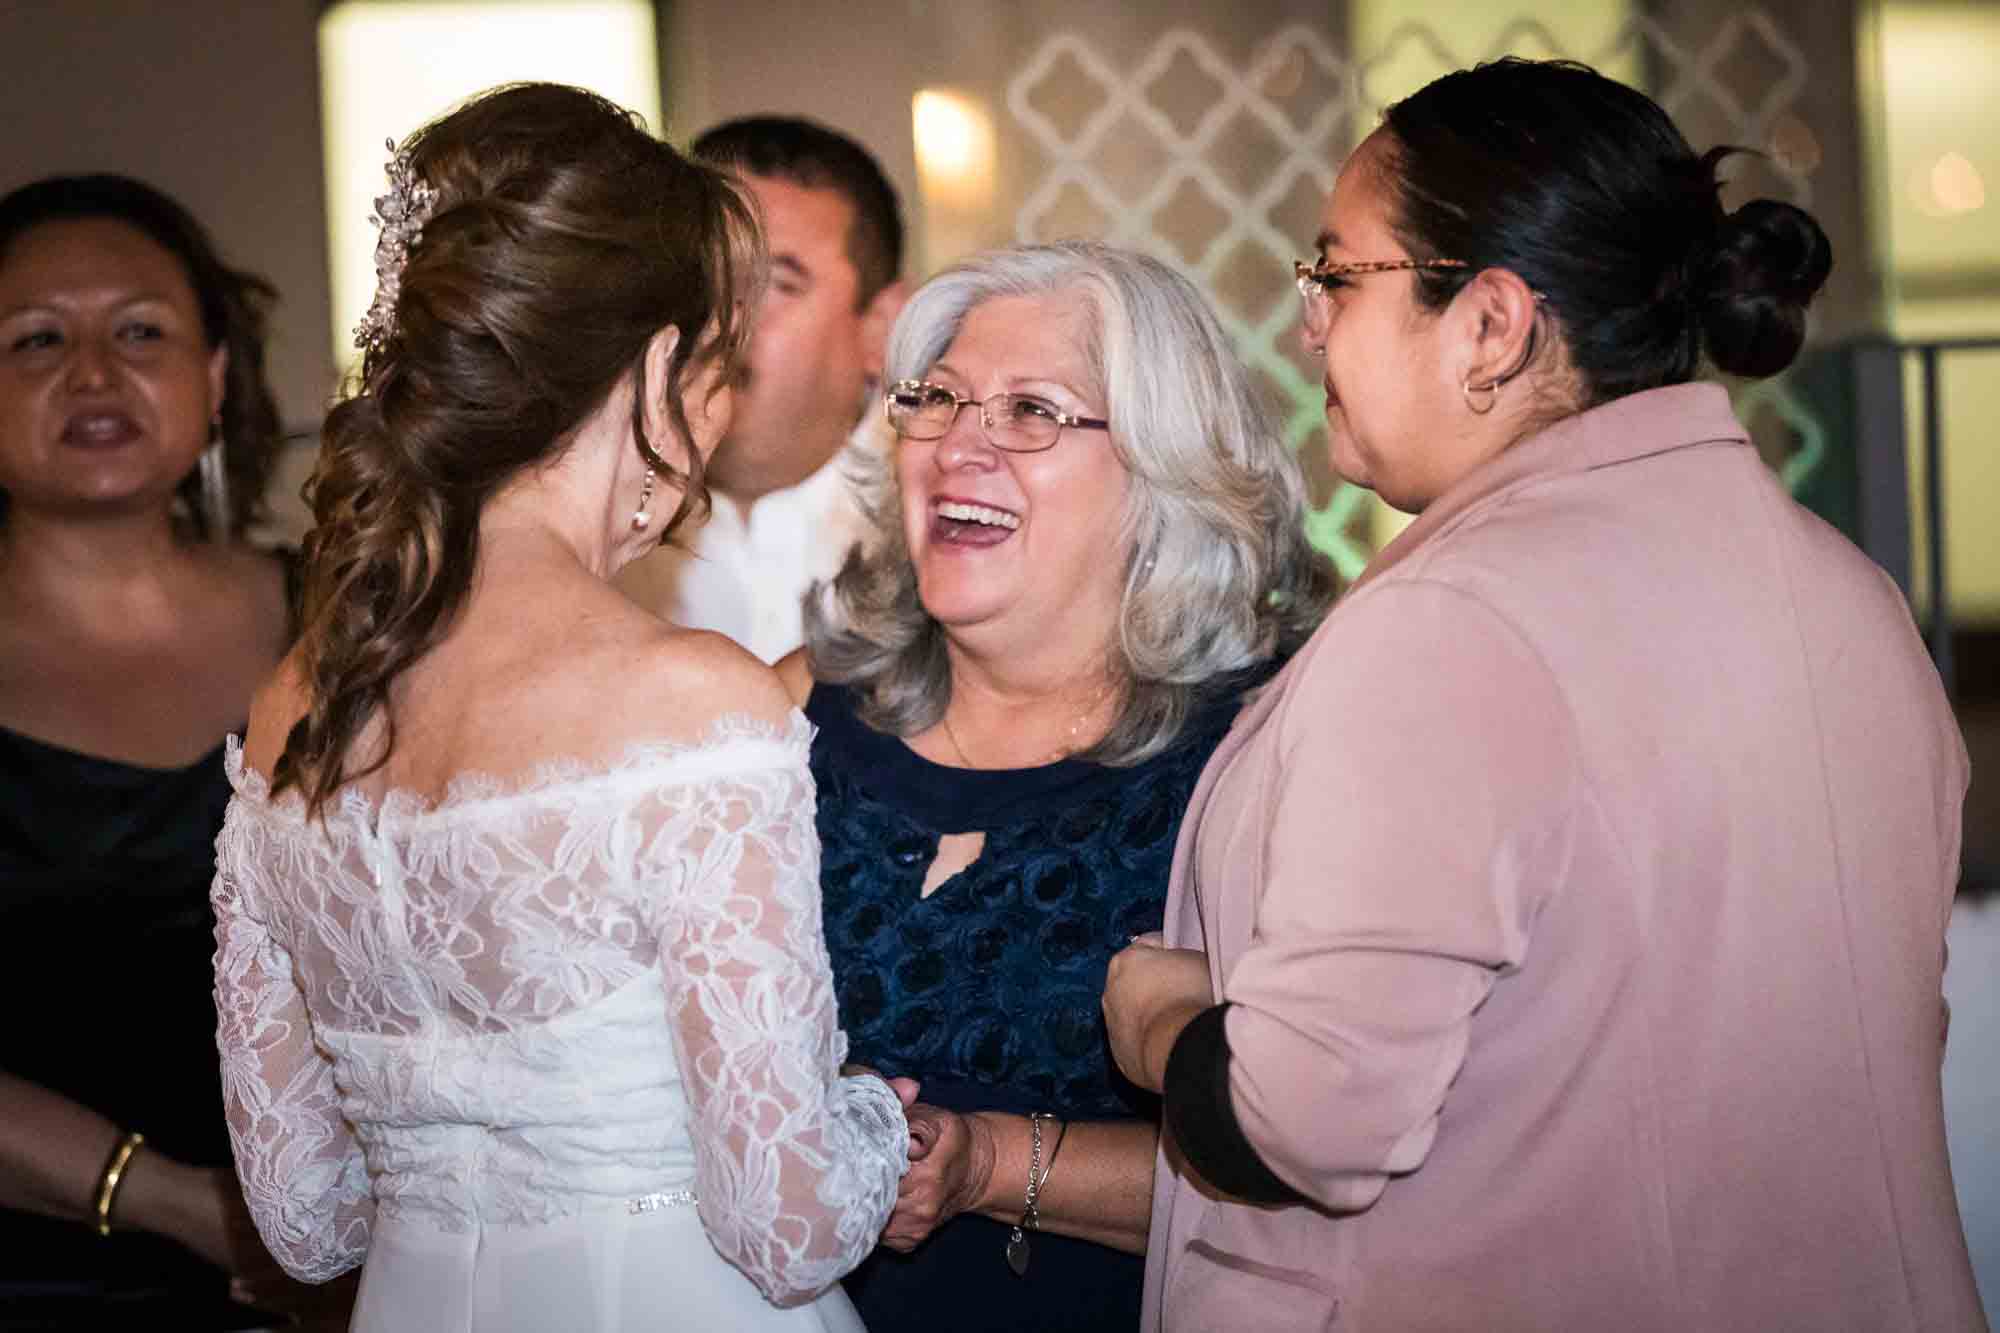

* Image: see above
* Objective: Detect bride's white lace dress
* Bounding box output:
[211,714,907,1331]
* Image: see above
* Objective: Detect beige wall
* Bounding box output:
[659,0,924,261]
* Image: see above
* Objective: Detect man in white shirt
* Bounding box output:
[617,117,907,661]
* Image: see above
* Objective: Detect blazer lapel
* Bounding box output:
[1164,664,1291,964]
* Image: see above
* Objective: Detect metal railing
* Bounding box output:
[1847,335,1999,698]
[1914,338,1998,696]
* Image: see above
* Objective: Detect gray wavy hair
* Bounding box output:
[804,240,1337,766]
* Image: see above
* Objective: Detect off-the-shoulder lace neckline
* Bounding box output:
[226,709,812,828]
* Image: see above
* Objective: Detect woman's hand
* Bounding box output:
[845,1064,922,1133]
[842,1063,921,1110]
[881,1104,995,1253]
[1103,933,1213,1093]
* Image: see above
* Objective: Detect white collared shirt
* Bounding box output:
[615,421,881,663]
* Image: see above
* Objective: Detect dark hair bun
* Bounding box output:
[1696,198,1833,379]
[1382,60,1837,403]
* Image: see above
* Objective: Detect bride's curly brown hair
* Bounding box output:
[275,83,759,815]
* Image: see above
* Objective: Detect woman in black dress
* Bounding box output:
[0,175,295,1321]
[777,241,1336,1332]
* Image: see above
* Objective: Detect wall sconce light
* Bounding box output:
[913,88,995,218]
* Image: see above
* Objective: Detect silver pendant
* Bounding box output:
[1006,1229,1030,1276]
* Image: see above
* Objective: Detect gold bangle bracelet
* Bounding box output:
[92,1131,145,1238]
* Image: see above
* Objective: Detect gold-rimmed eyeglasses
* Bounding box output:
[1294,257,1469,336]
[884,379,1110,454]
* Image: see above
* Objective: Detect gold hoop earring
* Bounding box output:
[630,467,656,532]
[1462,376,1500,416]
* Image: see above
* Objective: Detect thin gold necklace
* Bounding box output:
[939,677,1115,769]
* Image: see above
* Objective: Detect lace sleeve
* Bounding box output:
[651,763,908,1307]
[212,816,374,1282]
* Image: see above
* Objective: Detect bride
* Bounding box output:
[212,83,908,1332]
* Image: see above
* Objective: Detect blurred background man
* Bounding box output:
[617,115,906,661]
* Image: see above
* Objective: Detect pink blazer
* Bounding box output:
[1144,384,1983,1331]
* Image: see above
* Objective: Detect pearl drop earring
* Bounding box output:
[631,467,656,532]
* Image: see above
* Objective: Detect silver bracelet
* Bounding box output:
[1000,1104,1064,1272]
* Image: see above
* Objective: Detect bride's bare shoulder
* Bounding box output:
[606,622,797,742]
[236,583,799,786]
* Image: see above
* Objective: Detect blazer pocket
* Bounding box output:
[1164,1238,1340,1332]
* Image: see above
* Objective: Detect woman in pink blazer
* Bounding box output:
[1103,58,1983,1332]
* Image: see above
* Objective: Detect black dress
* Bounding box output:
[0,726,238,1310]
[808,674,1261,1333]
[0,550,296,1327]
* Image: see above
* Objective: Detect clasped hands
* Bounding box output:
[847,1066,995,1252]
[886,1101,998,1252]
[854,932,1211,1254]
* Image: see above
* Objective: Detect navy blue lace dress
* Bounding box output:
[808,674,1261,1333]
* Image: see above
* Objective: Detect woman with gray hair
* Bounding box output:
[775,240,1335,1332]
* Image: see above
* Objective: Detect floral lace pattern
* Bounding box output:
[211,714,907,1304]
